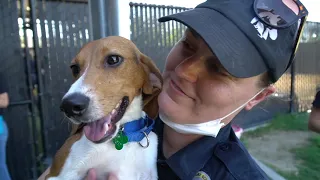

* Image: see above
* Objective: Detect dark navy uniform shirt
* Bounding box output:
[153,117,269,180]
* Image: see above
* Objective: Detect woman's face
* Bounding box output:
[158,29,275,125]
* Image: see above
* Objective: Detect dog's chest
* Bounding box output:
[50,132,158,180]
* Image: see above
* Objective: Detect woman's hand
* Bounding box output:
[85,169,118,180]
[0,92,9,108]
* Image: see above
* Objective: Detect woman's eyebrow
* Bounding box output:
[208,51,220,63]
[207,54,232,74]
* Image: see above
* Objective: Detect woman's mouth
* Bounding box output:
[170,80,189,97]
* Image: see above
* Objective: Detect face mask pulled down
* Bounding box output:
[160,88,265,137]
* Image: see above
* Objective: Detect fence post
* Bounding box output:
[88,0,119,40]
[290,59,296,113]
[29,0,47,168]
[20,0,41,178]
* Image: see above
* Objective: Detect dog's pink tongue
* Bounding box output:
[84,115,111,142]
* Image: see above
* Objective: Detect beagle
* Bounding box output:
[45,36,163,180]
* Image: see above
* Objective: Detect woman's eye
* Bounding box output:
[206,60,228,76]
[105,55,123,67]
[70,64,80,76]
[182,40,194,50]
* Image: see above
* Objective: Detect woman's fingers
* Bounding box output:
[85,169,118,180]
[85,169,97,180]
[107,173,119,180]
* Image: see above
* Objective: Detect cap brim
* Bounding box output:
[158,8,268,78]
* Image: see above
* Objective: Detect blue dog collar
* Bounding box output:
[112,112,155,150]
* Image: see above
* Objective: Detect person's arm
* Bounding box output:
[0,92,9,108]
[308,91,320,133]
[0,73,9,108]
[308,107,320,133]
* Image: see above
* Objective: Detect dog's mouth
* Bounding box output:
[83,96,129,143]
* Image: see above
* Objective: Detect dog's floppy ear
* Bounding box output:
[140,53,163,119]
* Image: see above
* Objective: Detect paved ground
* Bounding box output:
[245,129,315,180]
[253,156,286,180]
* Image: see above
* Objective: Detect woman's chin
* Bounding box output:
[158,93,189,119]
[158,91,179,112]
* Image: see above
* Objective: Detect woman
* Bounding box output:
[39,0,308,179]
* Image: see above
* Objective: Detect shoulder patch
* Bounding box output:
[193,171,211,180]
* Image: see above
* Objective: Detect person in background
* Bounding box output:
[308,89,320,133]
[0,72,11,180]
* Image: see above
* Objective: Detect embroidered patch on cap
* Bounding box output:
[193,171,211,180]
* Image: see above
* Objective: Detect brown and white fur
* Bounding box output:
[45,36,163,180]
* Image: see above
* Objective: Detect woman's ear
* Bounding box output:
[140,53,163,119]
[245,85,276,110]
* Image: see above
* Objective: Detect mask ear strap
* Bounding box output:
[160,88,266,127]
[219,88,266,121]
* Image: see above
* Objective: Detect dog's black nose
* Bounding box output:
[60,93,90,117]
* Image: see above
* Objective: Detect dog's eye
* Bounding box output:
[70,64,80,76]
[105,55,123,67]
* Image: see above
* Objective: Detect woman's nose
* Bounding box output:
[175,57,204,83]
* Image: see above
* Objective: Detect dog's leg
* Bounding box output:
[46,135,100,180]
[150,169,158,180]
[137,170,158,180]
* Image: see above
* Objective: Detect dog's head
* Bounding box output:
[60,36,162,143]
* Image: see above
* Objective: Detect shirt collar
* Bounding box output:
[155,117,232,180]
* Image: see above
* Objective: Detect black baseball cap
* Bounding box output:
[158,0,306,83]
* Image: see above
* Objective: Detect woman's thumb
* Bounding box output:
[107,173,118,180]
[85,169,97,180]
